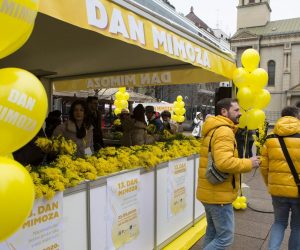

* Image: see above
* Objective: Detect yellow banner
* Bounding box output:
[53,66,227,91]
[40,0,236,80]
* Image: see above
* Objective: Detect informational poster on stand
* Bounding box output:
[167,158,188,218]
[0,192,63,250]
[106,170,141,249]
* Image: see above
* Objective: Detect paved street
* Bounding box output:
[190,170,291,250]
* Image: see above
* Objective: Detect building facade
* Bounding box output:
[133,1,233,120]
[231,0,300,122]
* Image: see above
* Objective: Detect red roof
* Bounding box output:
[185,6,214,35]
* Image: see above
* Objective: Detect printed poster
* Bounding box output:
[0,192,63,250]
[106,171,141,249]
[167,158,188,217]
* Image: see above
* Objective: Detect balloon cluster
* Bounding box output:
[233,49,271,130]
[172,95,186,123]
[232,196,247,210]
[114,87,130,115]
[0,0,42,241]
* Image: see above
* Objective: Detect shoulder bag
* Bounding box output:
[205,127,229,184]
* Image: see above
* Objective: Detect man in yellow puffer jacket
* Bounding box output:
[197,98,260,250]
[260,106,300,250]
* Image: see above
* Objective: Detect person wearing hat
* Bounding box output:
[161,110,178,134]
[192,112,203,138]
[145,105,163,132]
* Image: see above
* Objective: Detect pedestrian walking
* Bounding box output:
[197,98,260,250]
[260,106,300,250]
[192,112,203,138]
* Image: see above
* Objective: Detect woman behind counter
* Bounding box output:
[53,100,93,157]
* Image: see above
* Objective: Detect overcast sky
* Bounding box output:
[170,0,300,36]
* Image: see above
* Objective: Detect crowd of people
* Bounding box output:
[12,95,300,250]
[198,98,300,250]
[14,98,188,165]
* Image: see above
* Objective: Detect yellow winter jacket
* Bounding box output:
[196,116,252,204]
[260,116,300,198]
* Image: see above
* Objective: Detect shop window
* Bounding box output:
[268,60,275,86]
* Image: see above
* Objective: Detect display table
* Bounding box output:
[62,154,204,250]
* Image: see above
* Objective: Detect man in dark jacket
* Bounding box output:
[87,96,104,151]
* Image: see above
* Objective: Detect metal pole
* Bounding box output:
[86,181,91,250]
[192,155,197,226]
[154,166,158,250]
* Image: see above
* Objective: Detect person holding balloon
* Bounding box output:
[197,98,260,250]
[260,106,300,250]
[53,100,94,157]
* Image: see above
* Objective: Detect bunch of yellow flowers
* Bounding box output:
[252,121,269,155]
[29,136,201,199]
[35,135,77,156]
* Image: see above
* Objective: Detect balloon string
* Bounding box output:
[240,128,248,197]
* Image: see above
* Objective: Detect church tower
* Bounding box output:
[237,0,271,29]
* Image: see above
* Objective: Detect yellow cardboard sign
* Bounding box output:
[40,0,236,81]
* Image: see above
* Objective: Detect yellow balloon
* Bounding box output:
[232,67,251,88]
[114,108,121,115]
[173,101,180,109]
[233,201,241,210]
[0,153,14,160]
[0,68,48,154]
[172,114,178,122]
[237,87,254,110]
[174,107,180,115]
[240,203,247,210]
[247,109,266,130]
[177,115,185,123]
[119,87,126,93]
[250,68,268,90]
[176,95,183,102]
[177,108,186,116]
[120,100,128,109]
[123,92,130,101]
[115,91,123,100]
[241,49,260,72]
[239,196,247,203]
[0,0,39,59]
[0,157,35,241]
[114,99,122,108]
[238,111,248,129]
[179,101,185,108]
[253,89,271,109]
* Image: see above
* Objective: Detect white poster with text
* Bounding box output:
[106,171,141,249]
[167,158,188,218]
[0,192,63,250]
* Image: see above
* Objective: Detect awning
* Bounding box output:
[53,65,228,91]
[0,0,236,88]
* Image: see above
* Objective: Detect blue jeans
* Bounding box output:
[269,196,300,250]
[202,203,234,250]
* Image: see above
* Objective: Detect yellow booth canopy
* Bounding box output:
[0,0,236,90]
